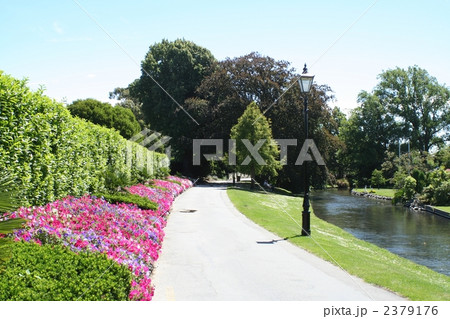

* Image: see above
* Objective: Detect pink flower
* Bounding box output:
[4,176,192,301]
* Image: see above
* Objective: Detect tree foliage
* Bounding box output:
[68,98,141,139]
[340,91,397,182]
[131,39,216,137]
[375,66,450,151]
[187,52,340,190]
[230,102,280,188]
[370,169,385,189]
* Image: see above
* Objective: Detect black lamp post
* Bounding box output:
[298,64,315,236]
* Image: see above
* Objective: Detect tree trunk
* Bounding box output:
[250,167,255,190]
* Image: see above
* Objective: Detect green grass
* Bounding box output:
[353,188,396,197]
[227,186,450,301]
[434,206,450,213]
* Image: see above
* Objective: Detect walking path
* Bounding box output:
[151,184,405,301]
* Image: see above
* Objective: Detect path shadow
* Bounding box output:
[256,234,302,244]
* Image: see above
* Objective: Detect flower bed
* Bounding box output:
[5,176,193,300]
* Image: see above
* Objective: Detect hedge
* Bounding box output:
[0,241,132,301]
[0,71,168,206]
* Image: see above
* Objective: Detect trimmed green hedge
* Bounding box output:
[0,71,169,206]
[0,242,132,301]
[95,192,158,211]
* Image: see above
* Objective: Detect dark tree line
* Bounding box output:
[110,39,450,193]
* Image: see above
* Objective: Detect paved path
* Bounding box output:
[151,184,405,301]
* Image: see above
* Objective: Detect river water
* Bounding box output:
[311,190,450,276]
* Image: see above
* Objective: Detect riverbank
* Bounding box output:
[351,188,394,201]
[227,186,450,301]
[351,189,450,219]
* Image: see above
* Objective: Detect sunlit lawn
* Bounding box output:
[353,188,396,197]
[434,206,450,213]
[227,186,449,301]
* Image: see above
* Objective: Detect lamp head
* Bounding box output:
[299,63,315,94]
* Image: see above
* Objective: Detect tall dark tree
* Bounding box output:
[187,52,294,141]
[189,52,341,191]
[375,66,450,151]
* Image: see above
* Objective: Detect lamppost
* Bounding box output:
[298,64,315,236]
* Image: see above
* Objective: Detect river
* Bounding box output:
[311,190,450,276]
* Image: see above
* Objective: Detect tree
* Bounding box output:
[125,39,216,173]
[370,169,385,189]
[131,39,215,137]
[230,102,280,189]
[68,99,141,139]
[340,91,398,183]
[375,66,450,151]
[189,52,341,191]
[109,83,146,128]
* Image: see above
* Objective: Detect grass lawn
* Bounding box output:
[434,206,450,213]
[353,188,396,197]
[227,186,449,301]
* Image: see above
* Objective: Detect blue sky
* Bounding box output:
[1,0,449,114]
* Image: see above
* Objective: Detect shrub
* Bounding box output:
[411,168,426,193]
[419,167,450,205]
[402,176,417,200]
[95,192,158,211]
[433,181,450,205]
[392,176,416,204]
[0,241,131,301]
[336,178,350,189]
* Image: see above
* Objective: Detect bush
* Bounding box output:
[392,176,416,204]
[419,167,450,205]
[95,192,158,211]
[433,181,450,205]
[0,72,169,206]
[336,178,350,189]
[403,176,417,200]
[0,241,132,301]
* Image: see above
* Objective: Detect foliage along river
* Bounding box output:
[311,190,449,276]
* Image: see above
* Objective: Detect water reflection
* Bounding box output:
[311,189,450,276]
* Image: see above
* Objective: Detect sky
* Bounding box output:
[1,0,450,115]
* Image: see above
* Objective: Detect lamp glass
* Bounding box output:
[299,75,315,93]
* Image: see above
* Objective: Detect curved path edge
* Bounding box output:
[151,184,405,301]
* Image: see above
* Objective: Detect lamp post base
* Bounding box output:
[301,211,311,236]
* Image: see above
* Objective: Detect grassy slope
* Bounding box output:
[434,206,450,213]
[353,188,396,197]
[227,187,449,301]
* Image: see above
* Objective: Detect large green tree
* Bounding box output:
[131,39,215,137]
[375,66,450,151]
[340,91,398,182]
[68,98,141,139]
[230,102,280,189]
[127,39,216,172]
